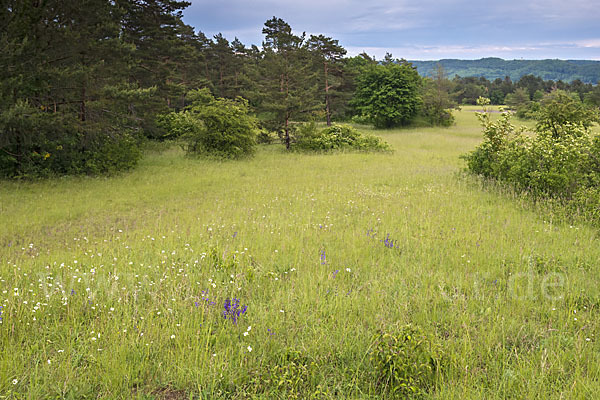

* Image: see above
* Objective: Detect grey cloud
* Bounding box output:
[183,0,600,59]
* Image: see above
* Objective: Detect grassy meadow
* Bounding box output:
[1,107,600,398]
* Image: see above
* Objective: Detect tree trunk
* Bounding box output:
[80,55,87,122]
[284,72,290,149]
[219,63,224,96]
[324,62,331,126]
[80,85,86,122]
[284,113,290,150]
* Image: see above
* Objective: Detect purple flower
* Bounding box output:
[199,291,216,306]
[383,234,396,248]
[332,269,339,278]
[320,250,326,265]
[223,298,247,324]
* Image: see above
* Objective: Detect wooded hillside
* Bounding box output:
[410,58,600,84]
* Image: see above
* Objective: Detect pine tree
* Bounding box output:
[258,17,319,149]
[306,35,347,126]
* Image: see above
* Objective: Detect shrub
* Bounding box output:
[370,324,442,397]
[463,97,600,224]
[250,349,323,399]
[161,89,259,159]
[515,101,540,120]
[155,112,199,141]
[292,124,392,152]
[419,72,458,127]
[0,101,141,179]
[535,90,599,139]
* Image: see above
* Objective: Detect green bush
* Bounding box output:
[463,97,600,224]
[515,101,540,120]
[249,349,326,399]
[292,124,392,152]
[419,73,458,127]
[161,89,258,159]
[0,101,141,179]
[351,62,422,128]
[370,324,442,397]
[535,90,599,139]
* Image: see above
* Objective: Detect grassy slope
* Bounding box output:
[1,107,599,398]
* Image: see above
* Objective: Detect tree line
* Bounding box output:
[1,1,598,178]
[447,74,600,106]
[411,58,600,85]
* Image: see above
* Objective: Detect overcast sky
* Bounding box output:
[182,0,600,60]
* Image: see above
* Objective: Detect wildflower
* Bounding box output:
[12,379,18,385]
[171,335,175,339]
[247,346,252,352]
[332,270,339,279]
[223,298,247,324]
[383,234,396,248]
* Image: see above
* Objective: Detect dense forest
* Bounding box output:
[411,58,600,84]
[2,1,599,178]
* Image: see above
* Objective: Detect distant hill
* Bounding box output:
[409,58,600,84]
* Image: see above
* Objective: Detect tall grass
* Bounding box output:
[1,107,599,398]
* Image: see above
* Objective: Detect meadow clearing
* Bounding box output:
[1,107,600,399]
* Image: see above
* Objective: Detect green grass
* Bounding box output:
[1,107,600,398]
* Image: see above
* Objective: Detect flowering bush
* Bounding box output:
[462,97,600,223]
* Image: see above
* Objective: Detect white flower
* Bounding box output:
[12,379,18,385]
[170,335,175,339]
[247,346,252,352]
[243,332,249,336]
